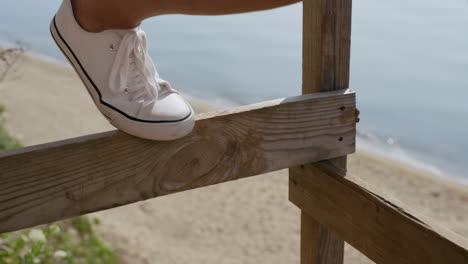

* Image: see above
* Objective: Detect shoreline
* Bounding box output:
[2,47,466,187]
[357,136,468,187]
[351,149,468,196]
[1,49,466,197]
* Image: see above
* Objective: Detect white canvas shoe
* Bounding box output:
[50,0,195,140]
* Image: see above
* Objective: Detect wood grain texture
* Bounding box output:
[295,0,352,262]
[303,0,352,93]
[290,163,468,264]
[301,212,344,264]
[0,90,356,233]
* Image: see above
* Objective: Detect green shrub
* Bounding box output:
[0,216,120,264]
[0,127,22,150]
[0,104,21,150]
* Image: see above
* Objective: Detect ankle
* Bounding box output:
[71,0,140,32]
[71,0,105,32]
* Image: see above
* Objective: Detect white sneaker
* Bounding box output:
[50,0,195,140]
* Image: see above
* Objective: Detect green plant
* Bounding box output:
[0,216,120,264]
[0,104,22,150]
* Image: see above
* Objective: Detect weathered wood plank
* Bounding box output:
[303,0,352,93]
[295,0,352,262]
[301,212,344,264]
[0,90,356,233]
[290,162,468,264]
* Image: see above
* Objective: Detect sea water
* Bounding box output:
[1,0,467,184]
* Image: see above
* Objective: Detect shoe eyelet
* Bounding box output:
[110,44,115,52]
[124,88,129,94]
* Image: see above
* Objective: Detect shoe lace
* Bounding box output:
[108,30,174,101]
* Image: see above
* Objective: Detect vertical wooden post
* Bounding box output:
[290,0,352,263]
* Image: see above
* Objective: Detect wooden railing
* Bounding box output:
[1,0,467,263]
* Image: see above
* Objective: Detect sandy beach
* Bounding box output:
[1,53,467,264]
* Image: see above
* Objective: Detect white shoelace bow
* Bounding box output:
[109,30,174,101]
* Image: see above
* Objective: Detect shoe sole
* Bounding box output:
[49,17,195,140]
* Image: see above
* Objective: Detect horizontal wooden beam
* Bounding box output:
[289,162,468,264]
[0,89,356,233]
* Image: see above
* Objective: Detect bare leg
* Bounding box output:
[72,0,301,32]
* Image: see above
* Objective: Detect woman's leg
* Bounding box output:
[73,0,301,32]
